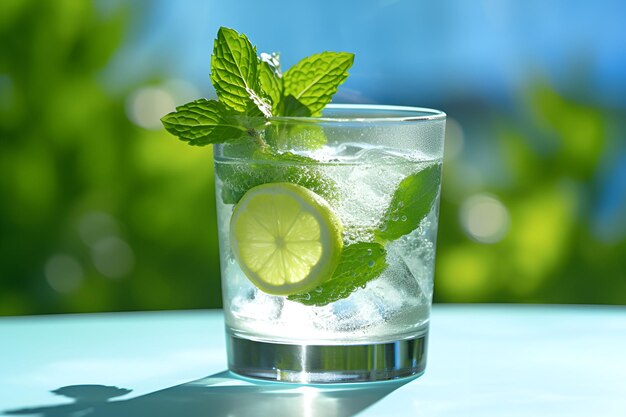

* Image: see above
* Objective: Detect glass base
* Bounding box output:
[226,331,428,383]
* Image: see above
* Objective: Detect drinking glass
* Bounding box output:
[214,105,446,383]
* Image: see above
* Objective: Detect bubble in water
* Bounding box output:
[401,215,408,222]
[368,260,375,267]
[391,214,399,222]
[398,201,405,208]
[314,286,323,293]
[379,223,387,231]
[303,292,311,300]
[366,248,373,255]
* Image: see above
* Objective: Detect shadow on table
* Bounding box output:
[3,371,411,417]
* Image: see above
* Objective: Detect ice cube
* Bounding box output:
[230,286,284,322]
[311,293,384,333]
[386,223,435,301]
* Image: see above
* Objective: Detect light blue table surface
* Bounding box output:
[1,305,625,416]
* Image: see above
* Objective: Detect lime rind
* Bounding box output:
[230,182,343,295]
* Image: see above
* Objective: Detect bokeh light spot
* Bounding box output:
[0,74,13,109]
[460,193,510,243]
[163,78,201,103]
[78,211,120,247]
[91,237,135,278]
[126,87,175,130]
[44,254,84,294]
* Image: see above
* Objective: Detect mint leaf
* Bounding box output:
[280,52,354,117]
[262,151,337,199]
[287,124,326,149]
[259,56,282,107]
[278,95,312,117]
[211,27,271,116]
[215,161,271,204]
[375,164,441,241]
[215,149,338,204]
[267,122,327,150]
[161,99,248,146]
[287,242,387,306]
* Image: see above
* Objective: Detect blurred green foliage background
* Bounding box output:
[1,0,624,315]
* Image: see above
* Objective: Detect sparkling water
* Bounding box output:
[215,142,442,345]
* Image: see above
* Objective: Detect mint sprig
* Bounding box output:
[161,27,354,147]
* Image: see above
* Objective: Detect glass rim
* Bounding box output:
[268,104,446,123]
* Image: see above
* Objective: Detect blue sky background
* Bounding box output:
[101,0,626,109]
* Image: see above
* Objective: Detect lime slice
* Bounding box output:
[230,182,343,296]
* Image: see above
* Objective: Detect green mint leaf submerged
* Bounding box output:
[215,149,338,204]
[286,124,327,149]
[211,27,270,116]
[287,242,387,307]
[375,164,442,242]
[160,99,248,146]
[280,52,354,117]
[263,151,337,198]
[265,121,327,150]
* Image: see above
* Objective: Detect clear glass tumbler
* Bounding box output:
[214,105,446,383]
